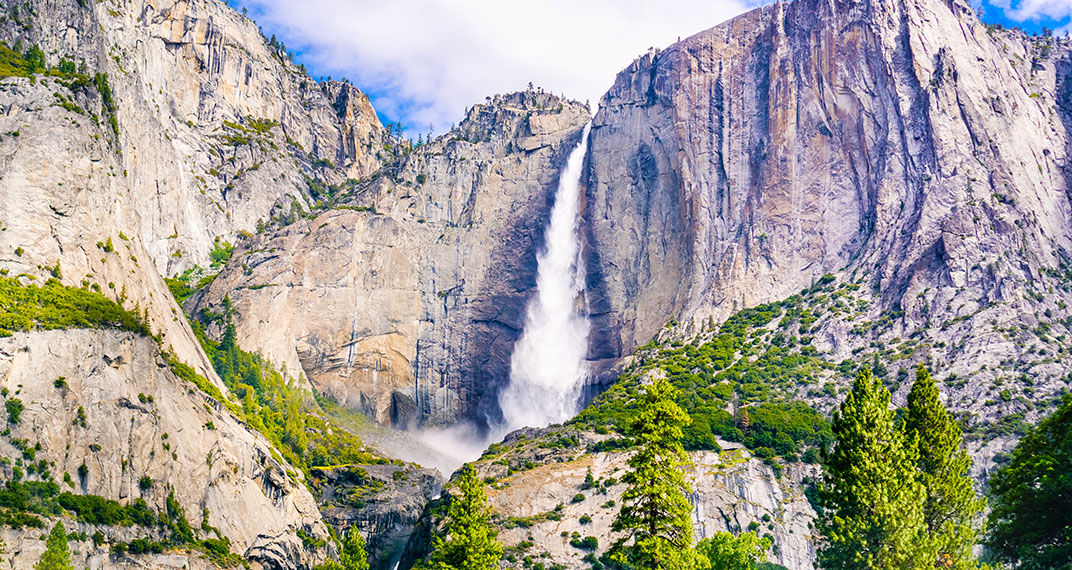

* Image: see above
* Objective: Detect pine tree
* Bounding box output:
[610,377,695,570]
[987,394,1072,570]
[903,364,984,569]
[423,463,502,570]
[35,522,73,570]
[817,368,933,570]
[339,524,370,570]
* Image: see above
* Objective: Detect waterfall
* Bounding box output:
[499,123,592,432]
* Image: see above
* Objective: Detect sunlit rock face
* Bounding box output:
[583,0,1072,396]
[0,330,330,569]
[193,93,592,428]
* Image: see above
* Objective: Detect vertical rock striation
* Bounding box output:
[584,0,1072,386]
[192,92,592,427]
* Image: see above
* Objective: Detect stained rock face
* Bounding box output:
[584,0,1072,382]
[194,92,592,427]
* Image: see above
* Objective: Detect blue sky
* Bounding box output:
[230,0,1071,137]
[976,0,1072,34]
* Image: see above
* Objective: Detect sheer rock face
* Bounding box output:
[0,0,383,564]
[0,330,330,569]
[0,0,387,375]
[583,0,1072,380]
[314,463,443,570]
[193,93,592,427]
[1,0,386,274]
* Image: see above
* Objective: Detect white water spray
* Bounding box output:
[499,123,592,432]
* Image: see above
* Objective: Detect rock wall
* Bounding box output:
[1,0,387,271]
[193,92,592,427]
[402,427,817,570]
[0,330,330,569]
[583,0,1072,377]
[0,0,390,379]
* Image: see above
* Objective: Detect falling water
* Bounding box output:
[498,123,592,432]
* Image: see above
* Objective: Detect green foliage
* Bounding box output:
[0,42,37,77]
[5,398,22,424]
[34,522,72,570]
[903,364,984,569]
[0,277,150,337]
[138,475,152,491]
[571,298,830,459]
[695,531,770,570]
[56,492,155,526]
[421,464,502,570]
[164,490,195,544]
[987,394,1072,570]
[738,402,831,458]
[93,73,119,140]
[610,378,694,570]
[339,524,371,570]
[817,369,933,569]
[209,238,234,268]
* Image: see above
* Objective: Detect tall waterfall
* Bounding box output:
[499,123,592,432]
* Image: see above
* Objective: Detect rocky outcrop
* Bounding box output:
[192,92,592,427]
[403,427,816,570]
[0,0,397,561]
[583,0,1072,390]
[485,447,815,570]
[313,463,442,570]
[0,330,330,569]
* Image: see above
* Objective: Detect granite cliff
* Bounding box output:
[191,92,592,428]
[584,0,1072,399]
[0,0,1071,567]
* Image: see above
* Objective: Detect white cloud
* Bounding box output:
[997,0,1072,22]
[239,0,751,135]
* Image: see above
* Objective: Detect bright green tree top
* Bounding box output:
[35,522,73,570]
[695,531,770,570]
[817,368,934,570]
[423,463,502,570]
[903,364,984,570]
[339,524,370,570]
[611,376,695,570]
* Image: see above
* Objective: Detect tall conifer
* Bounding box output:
[988,394,1072,569]
[611,376,695,570]
[339,524,370,570]
[35,522,73,570]
[817,368,933,569]
[904,364,983,569]
[423,464,502,570]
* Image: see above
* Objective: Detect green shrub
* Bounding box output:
[5,399,23,424]
[570,535,598,550]
[57,492,155,526]
[0,277,150,337]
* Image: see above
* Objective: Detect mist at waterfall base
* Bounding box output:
[404,125,593,476]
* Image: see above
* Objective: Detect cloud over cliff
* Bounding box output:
[236,0,750,134]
